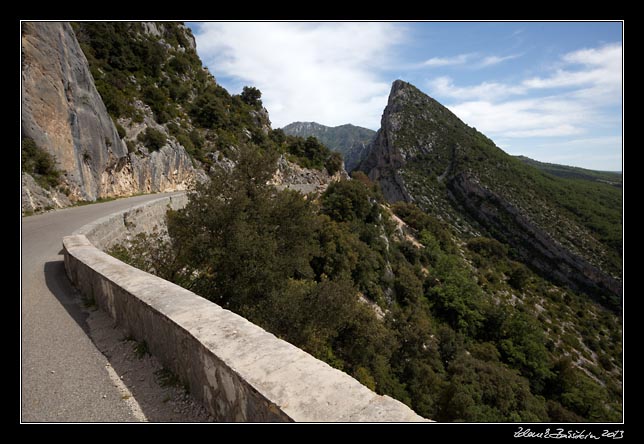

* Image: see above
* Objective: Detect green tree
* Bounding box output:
[167,145,319,310]
[240,86,263,108]
[250,278,357,363]
[507,261,531,290]
[438,352,548,422]
[425,254,486,336]
[21,137,61,189]
[189,89,229,129]
[326,151,344,175]
[497,310,553,393]
[137,128,167,151]
[321,179,379,224]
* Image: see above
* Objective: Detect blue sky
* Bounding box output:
[188,22,622,171]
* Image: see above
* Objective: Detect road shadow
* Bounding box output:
[43,261,90,334]
[43,260,213,422]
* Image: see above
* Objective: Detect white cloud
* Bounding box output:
[190,22,405,129]
[522,43,622,105]
[448,97,590,138]
[420,52,521,69]
[479,53,522,67]
[423,53,474,67]
[428,42,622,149]
[563,43,622,66]
[535,135,622,149]
[428,76,526,101]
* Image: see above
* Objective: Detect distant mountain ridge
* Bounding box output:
[282,122,376,171]
[515,155,622,187]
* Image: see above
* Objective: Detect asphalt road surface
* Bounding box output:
[21,193,182,422]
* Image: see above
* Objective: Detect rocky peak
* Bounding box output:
[283,122,329,135]
[141,22,163,37]
[359,79,622,310]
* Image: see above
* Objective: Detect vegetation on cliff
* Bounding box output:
[71,22,341,175]
[361,81,621,299]
[21,137,62,190]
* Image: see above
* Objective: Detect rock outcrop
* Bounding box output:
[447,172,622,308]
[21,22,197,212]
[359,80,622,310]
[269,155,348,195]
[22,173,71,213]
[358,80,446,202]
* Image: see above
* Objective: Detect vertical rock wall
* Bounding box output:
[21,22,197,212]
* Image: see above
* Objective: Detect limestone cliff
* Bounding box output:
[21,22,197,213]
[359,80,622,310]
[269,155,349,195]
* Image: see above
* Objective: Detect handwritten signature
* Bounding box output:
[514,427,624,440]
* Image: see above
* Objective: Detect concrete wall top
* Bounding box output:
[63,193,429,422]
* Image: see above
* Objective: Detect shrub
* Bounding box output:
[325,151,344,175]
[392,201,454,252]
[137,128,167,151]
[240,86,262,108]
[189,90,228,129]
[126,140,137,153]
[466,237,508,260]
[113,120,127,139]
[321,179,378,224]
[507,261,531,290]
[21,137,61,189]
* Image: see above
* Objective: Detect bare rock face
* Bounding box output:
[358,82,415,203]
[21,22,198,208]
[269,155,348,195]
[22,173,71,213]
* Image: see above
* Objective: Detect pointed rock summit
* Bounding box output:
[359,79,468,202]
[359,80,621,309]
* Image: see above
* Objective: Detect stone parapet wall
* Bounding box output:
[62,193,429,422]
[74,193,188,250]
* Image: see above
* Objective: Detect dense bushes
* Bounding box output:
[137,128,167,151]
[268,130,344,174]
[107,140,621,422]
[326,151,344,175]
[189,87,230,129]
[21,137,61,189]
[392,201,454,252]
[240,86,262,108]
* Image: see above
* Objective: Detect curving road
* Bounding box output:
[21,193,182,422]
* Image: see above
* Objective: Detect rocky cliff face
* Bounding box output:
[269,155,349,195]
[448,172,622,307]
[21,22,198,213]
[359,80,622,310]
[359,80,457,202]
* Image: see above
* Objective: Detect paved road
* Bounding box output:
[21,193,181,422]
